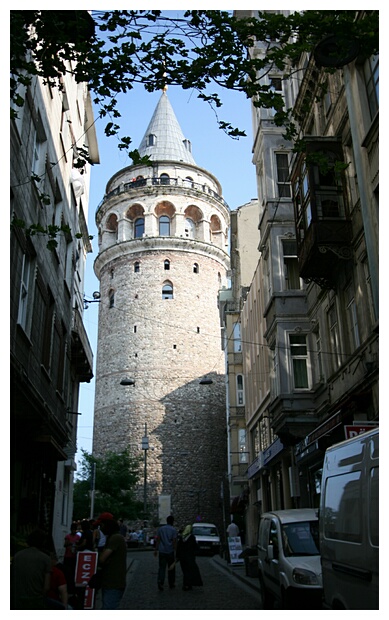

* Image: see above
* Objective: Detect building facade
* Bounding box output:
[233,10,378,546]
[92,91,230,533]
[10,50,99,555]
[218,199,260,539]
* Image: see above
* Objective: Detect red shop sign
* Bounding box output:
[75,551,98,610]
[344,424,377,439]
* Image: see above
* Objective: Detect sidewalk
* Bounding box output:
[211,554,260,594]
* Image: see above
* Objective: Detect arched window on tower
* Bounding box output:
[106,213,118,240]
[159,215,170,236]
[160,173,170,186]
[148,134,156,146]
[164,259,170,270]
[185,218,195,238]
[162,281,173,299]
[236,374,245,406]
[134,217,144,238]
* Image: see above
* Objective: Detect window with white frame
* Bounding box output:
[159,215,170,235]
[134,217,144,238]
[232,322,242,352]
[17,253,31,330]
[42,290,55,372]
[315,328,324,382]
[282,239,301,290]
[345,282,360,350]
[185,218,195,238]
[238,428,248,463]
[270,343,279,396]
[289,333,310,389]
[276,153,291,198]
[236,374,245,405]
[363,256,376,324]
[328,304,342,370]
[162,281,173,299]
[32,111,47,180]
[364,55,379,120]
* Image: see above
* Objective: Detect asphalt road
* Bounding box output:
[116,550,263,610]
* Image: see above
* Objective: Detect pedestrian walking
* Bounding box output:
[63,522,79,598]
[76,518,94,551]
[118,519,128,539]
[10,529,51,610]
[94,524,107,554]
[176,525,203,591]
[154,515,177,591]
[96,512,127,609]
[45,552,70,609]
[226,520,240,538]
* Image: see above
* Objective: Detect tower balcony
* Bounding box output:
[97,175,229,213]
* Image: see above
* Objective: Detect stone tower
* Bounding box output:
[93,91,230,531]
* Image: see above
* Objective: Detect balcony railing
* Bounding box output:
[97,176,229,211]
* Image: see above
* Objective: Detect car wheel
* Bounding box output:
[258,574,274,609]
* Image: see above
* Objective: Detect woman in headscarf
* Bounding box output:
[176,525,203,591]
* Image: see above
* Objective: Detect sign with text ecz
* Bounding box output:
[75,551,98,610]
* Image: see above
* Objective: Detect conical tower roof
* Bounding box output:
[138,91,196,165]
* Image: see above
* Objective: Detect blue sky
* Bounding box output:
[76,80,258,462]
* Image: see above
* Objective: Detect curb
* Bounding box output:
[212,556,260,594]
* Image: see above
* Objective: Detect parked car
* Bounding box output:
[192,523,221,556]
[319,427,379,609]
[257,508,322,609]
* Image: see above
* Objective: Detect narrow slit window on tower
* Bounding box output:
[134,325,137,333]
[109,291,115,308]
[164,259,170,270]
[134,261,140,273]
[162,281,173,299]
[148,134,156,146]
[193,263,199,273]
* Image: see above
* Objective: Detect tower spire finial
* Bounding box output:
[162,62,168,93]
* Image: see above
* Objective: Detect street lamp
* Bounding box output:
[141,423,149,522]
[84,291,101,309]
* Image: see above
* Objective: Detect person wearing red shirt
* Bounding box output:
[63,522,79,597]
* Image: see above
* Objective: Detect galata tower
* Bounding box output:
[92,91,230,531]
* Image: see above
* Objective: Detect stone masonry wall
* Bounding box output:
[93,241,229,533]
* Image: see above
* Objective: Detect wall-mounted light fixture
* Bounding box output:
[84,291,101,309]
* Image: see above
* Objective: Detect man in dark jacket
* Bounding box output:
[96,512,127,609]
[154,515,178,591]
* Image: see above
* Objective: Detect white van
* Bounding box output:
[319,427,379,609]
[257,509,322,609]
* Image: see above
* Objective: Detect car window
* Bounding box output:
[193,526,218,537]
[281,520,320,556]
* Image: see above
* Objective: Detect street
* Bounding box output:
[115,550,263,610]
